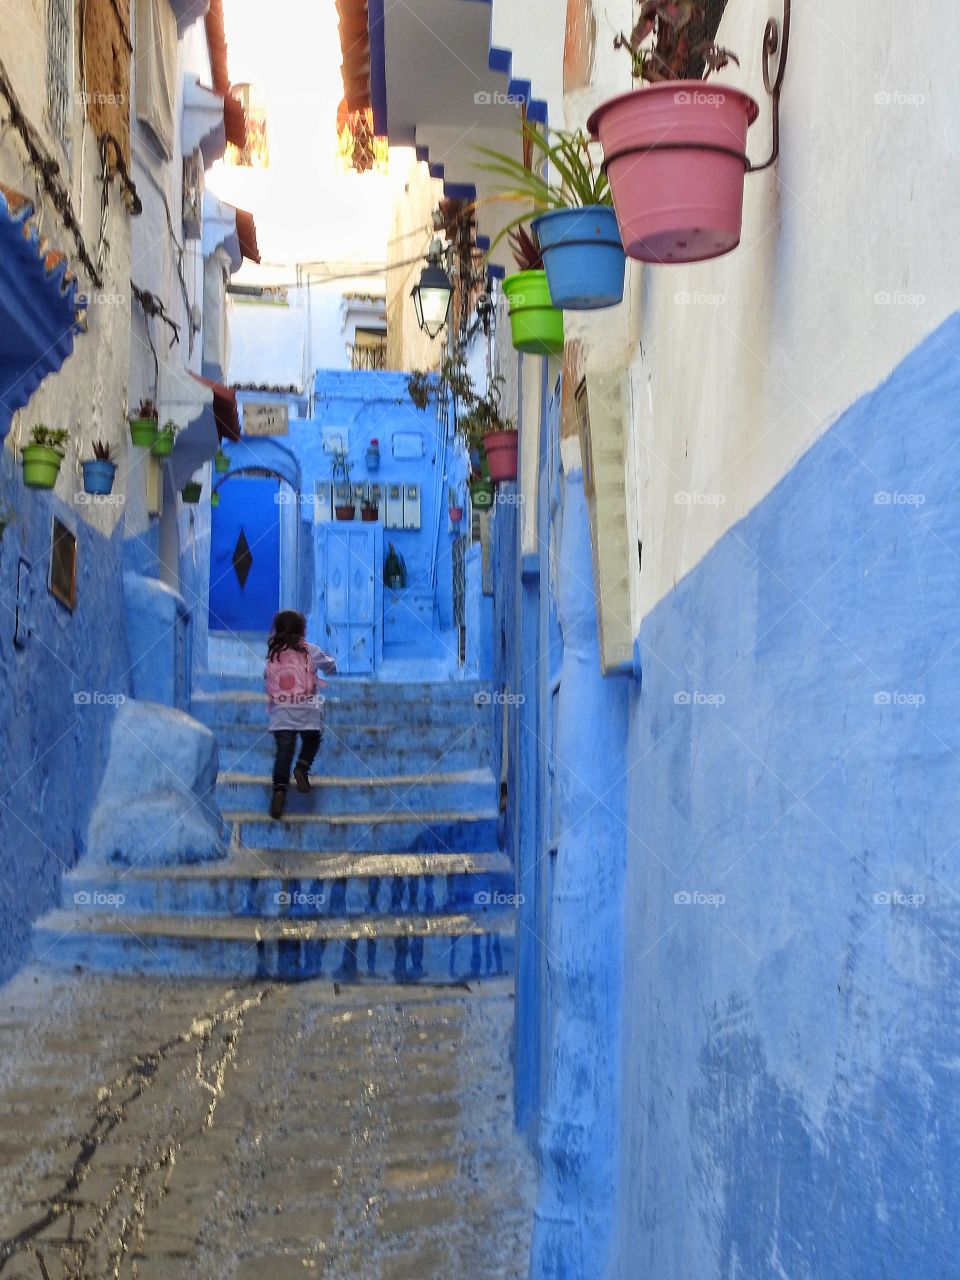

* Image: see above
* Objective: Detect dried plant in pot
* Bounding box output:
[129,398,159,447]
[331,448,356,520]
[81,439,118,495]
[587,0,760,264]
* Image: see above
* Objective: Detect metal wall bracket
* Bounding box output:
[747,0,791,174]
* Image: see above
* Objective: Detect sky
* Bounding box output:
[205,0,414,281]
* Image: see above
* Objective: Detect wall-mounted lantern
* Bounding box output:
[411,240,453,339]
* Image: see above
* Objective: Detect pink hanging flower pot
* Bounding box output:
[484,431,518,483]
[588,82,759,264]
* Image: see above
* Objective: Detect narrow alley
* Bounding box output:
[3,0,960,1277]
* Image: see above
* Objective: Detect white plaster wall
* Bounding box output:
[1,0,132,538]
[496,0,960,623]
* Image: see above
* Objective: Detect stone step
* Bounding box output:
[215,724,491,774]
[62,852,514,919]
[33,908,514,983]
[195,674,492,700]
[192,689,494,730]
[216,769,496,815]
[225,808,500,854]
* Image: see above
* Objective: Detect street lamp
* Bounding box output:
[411,241,453,339]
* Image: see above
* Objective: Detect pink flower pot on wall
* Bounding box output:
[587,82,759,264]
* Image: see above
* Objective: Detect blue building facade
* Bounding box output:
[209,370,472,679]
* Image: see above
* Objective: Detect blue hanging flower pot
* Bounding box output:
[532,206,626,311]
[81,459,117,495]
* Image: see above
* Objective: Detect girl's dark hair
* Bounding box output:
[267,610,308,661]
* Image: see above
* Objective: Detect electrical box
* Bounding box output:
[403,483,421,530]
[352,483,368,506]
[385,483,404,529]
[333,483,353,509]
[315,483,333,523]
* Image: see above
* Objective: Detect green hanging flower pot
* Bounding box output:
[129,417,159,447]
[150,427,176,457]
[502,270,564,356]
[469,478,495,510]
[181,482,202,504]
[214,448,230,474]
[21,444,65,490]
[210,491,220,508]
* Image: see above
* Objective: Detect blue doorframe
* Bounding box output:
[209,474,282,633]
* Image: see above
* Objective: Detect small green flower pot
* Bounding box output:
[181,482,202,504]
[21,444,64,490]
[150,429,175,457]
[214,449,230,473]
[502,270,564,356]
[129,417,159,447]
[210,491,220,508]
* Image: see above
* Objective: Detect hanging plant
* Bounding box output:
[21,425,69,490]
[588,0,759,264]
[499,227,564,356]
[151,420,179,457]
[477,122,625,310]
[81,439,118,495]
[129,398,159,447]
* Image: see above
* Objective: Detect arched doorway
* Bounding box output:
[209,466,298,634]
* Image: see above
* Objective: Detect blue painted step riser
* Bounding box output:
[214,724,492,753]
[193,702,494,730]
[231,815,500,853]
[62,872,515,919]
[217,745,490,777]
[216,778,495,814]
[33,929,513,983]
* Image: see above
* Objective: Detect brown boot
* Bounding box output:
[269,786,286,820]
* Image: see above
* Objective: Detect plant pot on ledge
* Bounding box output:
[587,83,759,264]
[335,505,356,521]
[360,503,379,523]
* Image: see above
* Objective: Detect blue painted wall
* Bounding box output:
[614,314,960,1278]
[0,452,130,982]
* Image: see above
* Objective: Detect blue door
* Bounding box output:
[209,475,281,632]
[320,525,381,673]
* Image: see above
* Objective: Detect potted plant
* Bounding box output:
[360,492,379,522]
[129,398,159,447]
[332,449,355,520]
[460,375,519,484]
[151,420,179,458]
[81,439,118,495]
[448,487,464,525]
[478,122,625,310]
[21,426,69,489]
[500,226,564,356]
[588,0,759,263]
[181,478,203,504]
[365,438,381,471]
[384,543,407,591]
[210,490,220,508]
[214,447,231,473]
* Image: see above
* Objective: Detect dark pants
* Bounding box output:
[272,730,321,788]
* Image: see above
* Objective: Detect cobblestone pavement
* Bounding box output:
[0,968,534,1278]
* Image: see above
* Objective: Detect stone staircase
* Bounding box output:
[34,677,514,983]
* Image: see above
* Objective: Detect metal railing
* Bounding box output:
[347,342,387,371]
